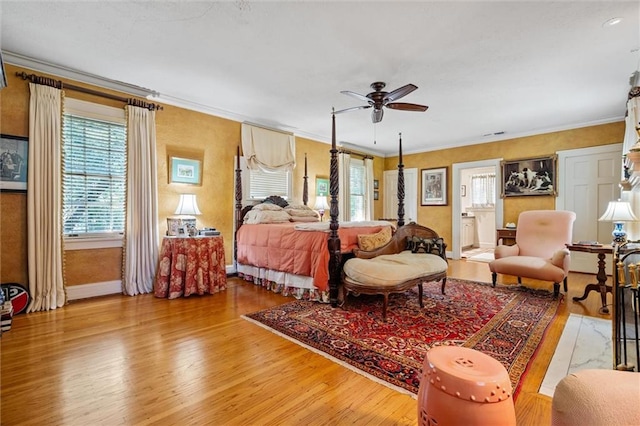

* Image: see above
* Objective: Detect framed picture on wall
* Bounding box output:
[169,156,202,186]
[316,177,329,196]
[421,167,447,206]
[501,155,556,197]
[0,134,28,192]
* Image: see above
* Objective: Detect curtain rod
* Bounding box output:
[16,71,163,111]
[338,148,373,160]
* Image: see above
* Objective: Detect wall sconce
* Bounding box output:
[599,199,638,244]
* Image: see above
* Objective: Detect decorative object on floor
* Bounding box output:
[598,199,638,244]
[243,278,561,398]
[467,251,495,263]
[539,314,611,397]
[418,346,516,426]
[551,369,640,426]
[313,196,329,221]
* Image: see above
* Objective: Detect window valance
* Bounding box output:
[241,123,295,172]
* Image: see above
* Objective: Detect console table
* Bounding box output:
[566,244,613,314]
[154,235,227,299]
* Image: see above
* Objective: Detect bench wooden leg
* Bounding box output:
[440,278,447,295]
[418,284,423,308]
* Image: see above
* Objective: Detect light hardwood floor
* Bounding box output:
[0,259,610,425]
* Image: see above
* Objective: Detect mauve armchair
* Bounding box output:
[488,210,576,297]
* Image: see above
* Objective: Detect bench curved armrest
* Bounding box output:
[353,222,447,262]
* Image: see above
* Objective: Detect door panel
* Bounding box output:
[559,145,622,273]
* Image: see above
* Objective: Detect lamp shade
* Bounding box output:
[174,194,201,215]
[314,196,329,211]
[598,200,638,222]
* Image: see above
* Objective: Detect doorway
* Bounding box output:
[452,159,504,260]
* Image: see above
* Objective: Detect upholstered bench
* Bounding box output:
[342,222,448,320]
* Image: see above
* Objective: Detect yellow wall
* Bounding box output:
[0,64,388,288]
[0,63,625,289]
[384,123,625,245]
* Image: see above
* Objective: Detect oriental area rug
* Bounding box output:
[243,278,561,399]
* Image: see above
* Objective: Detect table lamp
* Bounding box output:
[598,199,638,244]
[171,194,201,236]
[314,196,329,221]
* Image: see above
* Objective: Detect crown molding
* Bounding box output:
[2,50,157,98]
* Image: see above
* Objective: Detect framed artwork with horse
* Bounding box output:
[501,155,556,197]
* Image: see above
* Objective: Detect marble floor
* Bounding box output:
[539,313,612,397]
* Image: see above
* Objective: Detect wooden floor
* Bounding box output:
[0,259,611,425]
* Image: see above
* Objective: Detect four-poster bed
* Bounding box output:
[234,113,408,307]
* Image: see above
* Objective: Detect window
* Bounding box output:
[239,156,292,201]
[62,98,126,244]
[349,159,365,221]
[471,173,496,207]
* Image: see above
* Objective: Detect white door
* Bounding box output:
[557,144,623,273]
[383,168,417,223]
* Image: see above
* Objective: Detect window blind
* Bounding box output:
[471,173,496,207]
[249,167,290,199]
[62,108,126,237]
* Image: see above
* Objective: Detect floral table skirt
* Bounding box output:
[154,236,227,299]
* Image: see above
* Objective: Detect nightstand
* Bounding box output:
[496,228,517,246]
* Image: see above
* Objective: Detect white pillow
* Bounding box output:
[244,209,291,224]
[252,203,284,211]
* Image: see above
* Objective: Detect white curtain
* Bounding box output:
[123,106,159,295]
[364,157,374,220]
[241,123,295,171]
[27,83,65,312]
[338,152,350,221]
[623,92,640,237]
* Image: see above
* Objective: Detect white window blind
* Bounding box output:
[471,173,496,207]
[249,167,290,200]
[62,99,126,238]
[349,159,365,221]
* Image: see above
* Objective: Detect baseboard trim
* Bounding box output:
[66,280,121,301]
[67,265,236,300]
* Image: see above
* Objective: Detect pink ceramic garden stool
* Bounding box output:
[417,346,516,426]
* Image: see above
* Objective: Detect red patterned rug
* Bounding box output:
[243,278,561,399]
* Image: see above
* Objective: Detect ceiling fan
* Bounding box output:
[335,81,428,123]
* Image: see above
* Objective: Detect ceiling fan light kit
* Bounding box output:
[335,81,429,123]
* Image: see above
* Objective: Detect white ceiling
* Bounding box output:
[2,1,639,156]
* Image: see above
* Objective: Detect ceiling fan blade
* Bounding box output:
[371,108,384,123]
[340,90,371,103]
[384,84,418,103]
[334,105,371,114]
[386,102,429,112]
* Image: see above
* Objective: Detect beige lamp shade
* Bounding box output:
[174,194,201,216]
[598,200,638,222]
[313,196,329,212]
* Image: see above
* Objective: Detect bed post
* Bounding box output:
[234,146,242,269]
[303,153,308,206]
[328,110,342,307]
[397,132,405,227]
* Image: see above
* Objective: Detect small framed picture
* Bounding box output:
[169,156,202,186]
[461,185,466,197]
[316,177,329,196]
[374,190,379,200]
[373,179,379,189]
[0,134,28,192]
[421,167,447,206]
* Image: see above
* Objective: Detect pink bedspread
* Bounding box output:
[236,223,387,291]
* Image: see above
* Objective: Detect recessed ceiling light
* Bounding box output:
[603,17,622,27]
